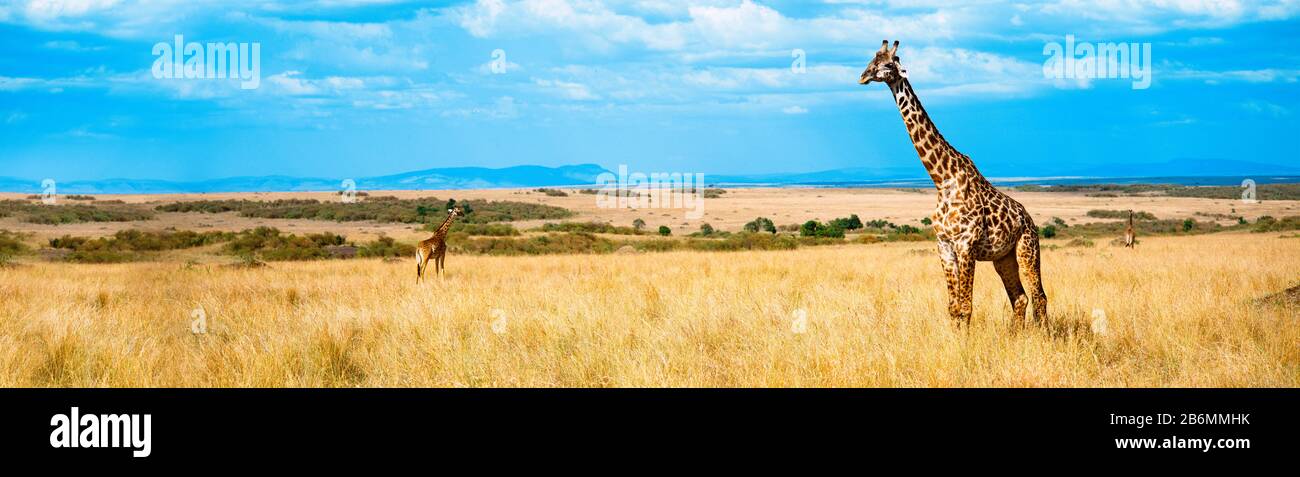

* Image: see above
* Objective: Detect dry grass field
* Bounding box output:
[1,232,1295,387]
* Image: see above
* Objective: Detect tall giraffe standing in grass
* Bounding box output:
[1124,211,1136,248]
[416,205,463,283]
[859,40,1048,326]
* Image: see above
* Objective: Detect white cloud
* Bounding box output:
[1164,66,1300,83]
[43,40,105,51]
[781,105,808,114]
[1241,100,1290,117]
[534,78,599,100]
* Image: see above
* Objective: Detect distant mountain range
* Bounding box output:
[1,160,1297,194]
[0,164,612,195]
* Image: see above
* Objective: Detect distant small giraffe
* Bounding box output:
[860,40,1047,326]
[416,205,463,283]
[1124,210,1136,248]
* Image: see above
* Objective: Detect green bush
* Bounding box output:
[358,236,415,258]
[0,230,29,263]
[694,223,716,237]
[1252,216,1300,233]
[0,200,154,224]
[157,197,571,225]
[222,227,347,261]
[537,222,642,235]
[829,214,863,230]
[743,217,776,233]
[449,223,520,236]
[800,220,845,238]
[658,226,672,236]
[1040,225,1058,238]
[455,232,617,256]
[534,188,569,197]
[1087,209,1157,220]
[51,229,235,262]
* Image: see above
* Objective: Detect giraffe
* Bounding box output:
[1124,210,1136,248]
[416,205,463,283]
[859,40,1048,326]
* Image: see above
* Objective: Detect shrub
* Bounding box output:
[1252,216,1300,233]
[800,220,845,238]
[1040,225,1058,238]
[0,230,29,263]
[1086,209,1157,221]
[51,229,235,262]
[743,217,776,234]
[449,223,520,236]
[1182,218,1195,232]
[537,221,642,235]
[0,200,154,224]
[658,226,672,236]
[456,232,617,256]
[535,188,569,197]
[358,236,415,258]
[157,197,571,225]
[829,214,864,230]
[632,218,646,231]
[222,227,345,261]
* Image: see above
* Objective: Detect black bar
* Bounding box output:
[0,389,1292,465]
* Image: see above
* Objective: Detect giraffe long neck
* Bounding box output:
[433,214,456,238]
[886,78,981,189]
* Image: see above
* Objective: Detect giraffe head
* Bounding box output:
[448,205,464,218]
[859,40,905,85]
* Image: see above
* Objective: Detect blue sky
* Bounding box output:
[0,0,1297,182]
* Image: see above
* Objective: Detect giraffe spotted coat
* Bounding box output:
[861,40,1048,326]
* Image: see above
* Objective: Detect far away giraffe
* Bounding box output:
[1124,210,1136,248]
[416,205,463,283]
[860,40,1048,326]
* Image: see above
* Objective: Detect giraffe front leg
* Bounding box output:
[940,240,975,326]
[937,240,974,326]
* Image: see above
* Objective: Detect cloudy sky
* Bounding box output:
[0,0,1297,182]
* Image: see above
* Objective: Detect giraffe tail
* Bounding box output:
[415,249,425,279]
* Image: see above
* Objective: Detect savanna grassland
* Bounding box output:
[0,232,1295,387]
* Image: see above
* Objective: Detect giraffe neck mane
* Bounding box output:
[886,78,983,190]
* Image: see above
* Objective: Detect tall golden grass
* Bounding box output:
[0,233,1295,387]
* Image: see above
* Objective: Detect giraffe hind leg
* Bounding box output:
[993,252,1028,326]
[1017,228,1048,324]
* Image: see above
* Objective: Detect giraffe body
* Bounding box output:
[416,206,462,283]
[861,40,1047,326]
[1124,211,1136,248]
